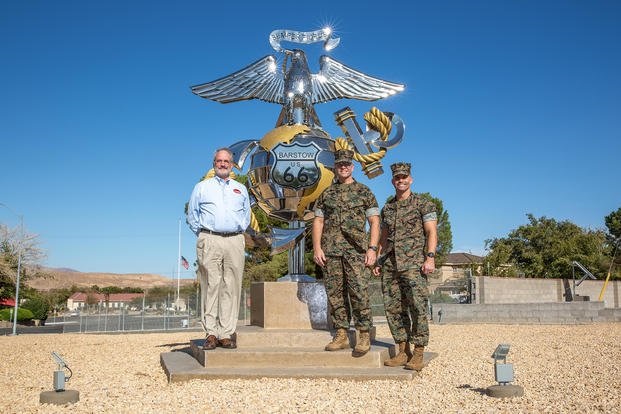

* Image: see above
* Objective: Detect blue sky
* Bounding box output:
[1,1,619,277]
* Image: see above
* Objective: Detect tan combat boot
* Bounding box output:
[384,342,412,367]
[325,328,350,351]
[404,345,425,371]
[352,330,370,357]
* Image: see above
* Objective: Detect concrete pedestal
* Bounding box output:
[39,390,80,405]
[486,384,524,398]
[250,281,329,329]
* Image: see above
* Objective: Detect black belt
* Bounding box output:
[200,229,243,237]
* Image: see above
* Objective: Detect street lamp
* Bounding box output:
[0,203,23,336]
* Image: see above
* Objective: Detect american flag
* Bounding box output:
[180,256,189,270]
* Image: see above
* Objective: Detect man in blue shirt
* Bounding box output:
[187,147,250,350]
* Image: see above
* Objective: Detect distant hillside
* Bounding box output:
[28,268,195,291]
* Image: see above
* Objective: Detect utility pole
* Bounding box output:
[12,215,22,336]
[0,203,23,336]
[177,218,181,304]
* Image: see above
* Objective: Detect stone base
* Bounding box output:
[39,389,80,405]
[250,282,329,329]
[486,384,524,398]
[160,325,440,382]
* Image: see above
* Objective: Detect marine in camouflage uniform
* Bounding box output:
[312,149,380,356]
[374,162,438,370]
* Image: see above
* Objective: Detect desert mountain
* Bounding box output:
[28,268,195,291]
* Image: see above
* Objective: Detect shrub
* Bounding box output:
[0,307,34,322]
[22,296,50,321]
[429,292,457,304]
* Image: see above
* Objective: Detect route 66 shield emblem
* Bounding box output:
[270,142,321,189]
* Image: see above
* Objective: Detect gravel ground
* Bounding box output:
[1,323,619,413]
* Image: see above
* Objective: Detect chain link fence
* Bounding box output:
[43,281,436,334]
[47,308,196,334]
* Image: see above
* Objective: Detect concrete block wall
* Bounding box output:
[575,279,619,308]
[473,276,619,308]
[477,277,559,304]
[434,302,617,324]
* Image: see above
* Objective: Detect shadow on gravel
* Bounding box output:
[156,342,193,355]
[156,342,190,348]
[173,347,193,356]
[1,325,63,335]
[457,384,488,395]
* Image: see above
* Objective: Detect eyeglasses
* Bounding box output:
[335,163,353,169]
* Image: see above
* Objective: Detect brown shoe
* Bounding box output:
[218,337,237,349]
[404,345,425,371]
[384,342,412,367]
[203,335,218,350]
[325,328,351,351]
[352,330,371,357]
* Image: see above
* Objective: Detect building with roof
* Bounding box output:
[0,298,16,308]
[66,292,145,311]
[429,252,484,297]
[440,253,484,281]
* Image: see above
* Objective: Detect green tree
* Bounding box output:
[482,239,518,277]
[242,197,293,283]
[604,207,621,241]
[22,295,50,321]
[39,288,73,314]
[145,286,175,309]
[121,287,144,293]
[100,286,122,309]
[429,291,456,303]
[604,207,621,278]
[244,252,288,288]
[419,192,453,265]
[484,214,609,278]
[85,293,99,310]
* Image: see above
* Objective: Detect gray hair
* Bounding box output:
[212,147,233,163]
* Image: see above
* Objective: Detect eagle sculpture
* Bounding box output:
[191,48,404,128]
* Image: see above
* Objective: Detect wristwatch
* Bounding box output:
[368,245,378,252]
[426,252,435,258]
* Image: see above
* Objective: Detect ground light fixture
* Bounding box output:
[486,343,524,398]
[39,352,80,405]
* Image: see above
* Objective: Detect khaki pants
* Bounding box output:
[196,232,245,339]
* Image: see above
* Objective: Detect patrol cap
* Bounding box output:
[334,149,354,164]
[391,162,411,178]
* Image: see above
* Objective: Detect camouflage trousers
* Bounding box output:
[324,254,373,331]
[381,267,429,346]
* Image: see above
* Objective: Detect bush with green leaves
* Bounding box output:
[429,292,457,304]
[22,296,50,321]
[0,307,34,322]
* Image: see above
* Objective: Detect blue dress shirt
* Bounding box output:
[187,176,250,235]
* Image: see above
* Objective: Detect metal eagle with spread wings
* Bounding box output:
[191,29,404,127]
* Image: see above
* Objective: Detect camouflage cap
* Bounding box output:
[334,149,354,164]
[390,162,411,178]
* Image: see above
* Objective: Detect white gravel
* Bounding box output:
[1,323,619,413]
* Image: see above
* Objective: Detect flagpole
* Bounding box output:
[177,218,181,303]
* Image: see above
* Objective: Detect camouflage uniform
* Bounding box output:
[314,180,379,331]
[380,191,436,346]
